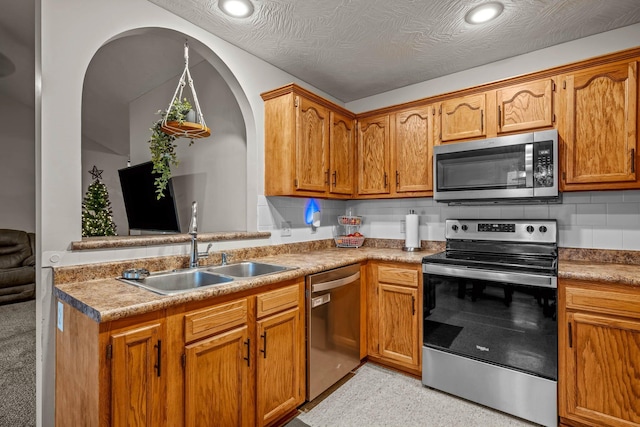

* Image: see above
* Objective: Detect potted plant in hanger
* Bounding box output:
[148,98,196,199]
[147,42,211,199]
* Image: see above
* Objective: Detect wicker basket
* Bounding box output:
[334,235,365,248]
[337,215,362,226]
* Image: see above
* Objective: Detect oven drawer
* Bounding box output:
[565,283,640,318]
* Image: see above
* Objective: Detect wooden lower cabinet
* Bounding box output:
[56,278,305,427]
[367,262,422,374]
[559,279,640,427]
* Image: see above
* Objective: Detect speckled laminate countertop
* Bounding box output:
[54,245,640,324]
[55,247,432,323]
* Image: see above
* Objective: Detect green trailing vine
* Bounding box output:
[148,98,195,199]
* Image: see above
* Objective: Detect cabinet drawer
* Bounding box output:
[378,265,418,288]
[256,284,299,318]
[184,299,248,343]
[565,285,640,319]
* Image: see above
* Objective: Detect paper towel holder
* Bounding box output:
[402,209,423,252]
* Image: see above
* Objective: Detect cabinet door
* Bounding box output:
[394,107,432,193]
[329,110,356,196]
[378,283,419,367]
[497,79,554,134]
[564,312,640,426]
[111,322,165,427]
[561,61,638,189]
[296,96,329,193]
[440,93,486,142]
[256,308,304,427]
[184,326,251,427]
[358,114,390,195]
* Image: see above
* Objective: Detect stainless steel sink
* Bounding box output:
[206,261,293,278]
[119,269,234,295]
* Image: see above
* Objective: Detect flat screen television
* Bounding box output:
[118,161,181,233]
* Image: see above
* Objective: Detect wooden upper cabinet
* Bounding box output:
[439,93,486,143]
[262,84,355,198]
[296,96,329,193]
[329,111,356,195]
[497,79,555,134]
[559,60,639,190]
[358,114,391,195]
[393,106,433,194]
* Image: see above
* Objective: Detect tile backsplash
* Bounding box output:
[259,191,640,250]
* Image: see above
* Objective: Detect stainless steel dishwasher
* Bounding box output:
[306,263,361,401]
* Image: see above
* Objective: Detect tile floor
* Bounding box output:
[295,363,541,427]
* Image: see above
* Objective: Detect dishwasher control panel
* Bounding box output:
[311,293,331,308]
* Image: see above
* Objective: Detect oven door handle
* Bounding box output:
[423,264,557,289]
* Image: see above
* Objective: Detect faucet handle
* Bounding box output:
[221,252,228,266]
[197,243,213,260]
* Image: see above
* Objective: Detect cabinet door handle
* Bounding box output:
[568,322,572,348]
[332,171,337,187]
[154,340,162,377]
[325,169,330,185]
[632,149,636,174]
[260,331,267,358]
[383,172,388,188]
[412,296,416,315]
[243,338,250,367]
[396,171,400,188]
[480,110,484,133]
[498,105,502,128]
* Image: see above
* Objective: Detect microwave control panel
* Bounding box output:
[534,141,554,187]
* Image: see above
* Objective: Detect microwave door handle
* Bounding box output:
[525,143,534,188]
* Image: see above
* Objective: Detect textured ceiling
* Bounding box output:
[148,0,640,102]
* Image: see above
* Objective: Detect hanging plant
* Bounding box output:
[148,98,195,199]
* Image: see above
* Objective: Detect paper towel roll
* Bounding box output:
[405,213,419,249]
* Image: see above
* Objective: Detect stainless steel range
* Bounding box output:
[422,219,558,427]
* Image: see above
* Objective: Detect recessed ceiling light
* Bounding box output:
[219,0,254,18]
[465,2,504,25]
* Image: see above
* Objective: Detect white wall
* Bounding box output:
[0,98,35,232]
[130,58,247,233]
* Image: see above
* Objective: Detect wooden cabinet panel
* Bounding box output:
[184,326,251,427]
[184,299,248,343]
[560,61,638,189]
[497,79,554,134]
[394,106,432,194]
[111,322,165,427]
[560,279,640,427]
[256,307,304,427]
[358,114,390,195]
[367,262,422,374]
[256,283,299,318]
[329,110,356,195]
[565,312,640,426]
[296,96,329,192]
[439,93,486,142]
[379,283,419,367]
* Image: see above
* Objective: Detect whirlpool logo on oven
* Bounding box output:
[475,345,490,352]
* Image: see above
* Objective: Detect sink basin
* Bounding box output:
[206,261,293,278]
[119,269,233,295]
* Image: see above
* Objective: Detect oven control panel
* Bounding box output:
[446,219,557,243]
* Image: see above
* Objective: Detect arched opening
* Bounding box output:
[82,27,251,235]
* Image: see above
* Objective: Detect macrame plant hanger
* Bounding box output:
[160,41,211,138]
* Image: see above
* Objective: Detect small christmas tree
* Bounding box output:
[82,165,117,237]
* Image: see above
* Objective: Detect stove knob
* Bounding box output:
[461,225,468,231]
[539,226,548,233]
[452,224,459,231]
[526,225,535,233]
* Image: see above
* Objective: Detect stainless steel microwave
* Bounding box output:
[433,129,558,203]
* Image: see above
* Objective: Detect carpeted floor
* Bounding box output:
[296,363,540,427]
[0,299,36,427]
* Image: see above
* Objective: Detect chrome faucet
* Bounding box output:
[188,201,212,268]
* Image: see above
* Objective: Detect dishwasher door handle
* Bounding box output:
[311,271,360,293]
